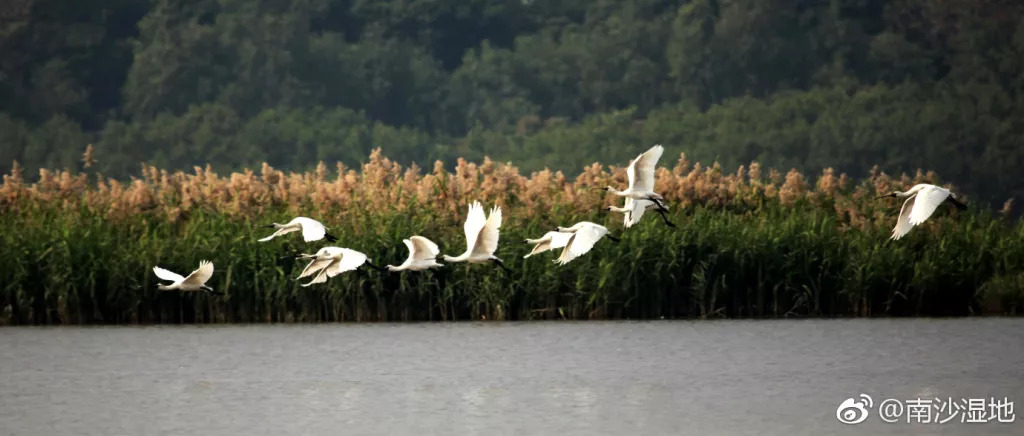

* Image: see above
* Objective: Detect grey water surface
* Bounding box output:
[1,319,1022,435]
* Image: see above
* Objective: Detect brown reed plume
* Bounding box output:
[0,147,971,235]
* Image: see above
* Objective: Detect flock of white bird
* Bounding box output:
[152,145,968,295]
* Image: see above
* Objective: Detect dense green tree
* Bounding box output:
[348,0,538,69]
[1,0,1023,208]
[445,42,538,133]
[0,0,148,126]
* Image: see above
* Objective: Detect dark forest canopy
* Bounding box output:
[1,0,1023,207]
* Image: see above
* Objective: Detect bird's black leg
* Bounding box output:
[649,197,670,213]
[655,207,677,228]
[645,197,676,227]
[491,258,512,273]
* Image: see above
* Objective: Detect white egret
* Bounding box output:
[878,183,967,240]
[604,144,672,214]
[523,231,574,258]
[387,236,443,272]
[257,217,337,242]
[604,197,676,228]
[152,260,220,294]
[294,246,384,287]
[442,201,510,271]
[553,222,620,265]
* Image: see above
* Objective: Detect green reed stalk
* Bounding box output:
[1,199,1022,324]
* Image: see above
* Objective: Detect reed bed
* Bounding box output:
[1,148,1022,324]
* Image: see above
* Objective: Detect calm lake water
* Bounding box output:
[1,319,1022,435]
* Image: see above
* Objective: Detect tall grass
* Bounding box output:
[1,149,1022,324]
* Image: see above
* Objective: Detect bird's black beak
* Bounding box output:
[607,235,621,243]
[875,194,891,199]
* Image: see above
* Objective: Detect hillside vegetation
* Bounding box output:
[1,0,1023,208]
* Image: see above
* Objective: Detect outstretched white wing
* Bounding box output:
[524,231,573,258]
[182,260,214,286]
[293,217,328,242]
[152,266,185,283]
[908,186,950,226]
[400,239,418,267]
[556,224,606,265]
[621,198,635,227]
[891,194,917,240]
[626,198,653,228]
[258,227,298,242]
[409,236,440,261]
[298,256,335,279]
[473,205,502,257]
[330,249,368,276]
[462,201,487,254]
[627,145,663,193]
[303,258,338,287]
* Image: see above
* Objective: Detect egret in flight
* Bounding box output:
[387,236,443,272]
[257,217,337,243]
[442,201,510,272]
[878,183,967,240]
[523,231,573,258]
[152,260,220,294]
[294,246,384,287]
[553,222,619,265]
[604,144,671,214]
[605,197,676,228]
